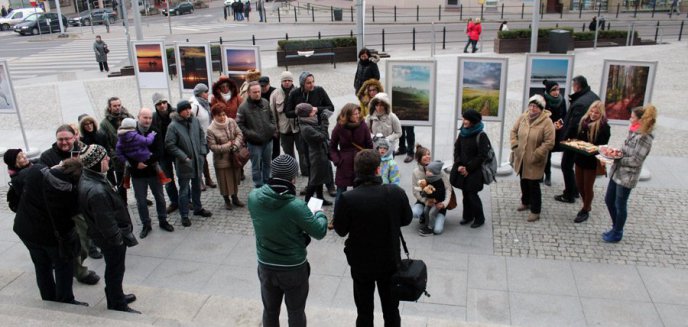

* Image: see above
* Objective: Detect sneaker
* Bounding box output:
[554,194,575,203]
[77,271,100,285]
[403,155,414,163]
[527,213,540,222]
[602,230,623,243]
[418,226,434,236]
[193,209,213,217]
[181,217,191,227]
[574,210,589,223]
[166,203,179,214]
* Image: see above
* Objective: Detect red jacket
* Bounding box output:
[468,23,482,41]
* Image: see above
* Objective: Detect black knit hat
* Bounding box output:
[462,109,482,125]
[3,149,22,171]
[271,154,299,181]
[79,144,107,170]
[296,103,313,117]
[177,100,192,112]
[542,79,559,94]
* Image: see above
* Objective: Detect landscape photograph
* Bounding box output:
[604,63,652,121]
[179,46,210,90]
[225,48,258,73]
[460,60,503,119]
[389,63,432,122]
[135,44,164,73]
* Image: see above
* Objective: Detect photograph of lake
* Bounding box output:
[179,46,209,90]
[135,44,164,73]
[461,61,502,118]
[530,58,568,87]
[390,64,431,121]
[225,48,257,72]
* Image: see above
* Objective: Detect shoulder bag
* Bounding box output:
[231,143,250,168]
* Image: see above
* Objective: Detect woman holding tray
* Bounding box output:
[510,95,555,222]
[600,105,657,243]
[572,101,610,223]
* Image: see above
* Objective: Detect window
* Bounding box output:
[447,0,459,5]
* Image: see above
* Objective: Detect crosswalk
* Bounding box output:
[5,35,130,80]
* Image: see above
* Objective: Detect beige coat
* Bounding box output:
[510,111,555,180]
[269,87,298,134]
[207,119,244,169]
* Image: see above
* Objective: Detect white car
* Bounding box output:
[223,0,234,6]
[0,7,44,31]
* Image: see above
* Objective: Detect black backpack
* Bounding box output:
[6,182,19,213]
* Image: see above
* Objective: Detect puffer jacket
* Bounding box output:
[510,110,556,180]
[610,131,654,189]
[467,22,482,40]
[365,94,402,152]
[270,85,299,135]
[248,184,328,268]
[165,112,208,179]
[78,168,134,249]
[210,75,241,119]
[353,55,380,93]
[206,118,244,169]
[116,129,154,163]
[237,97,276,145]
[356,78,384,118]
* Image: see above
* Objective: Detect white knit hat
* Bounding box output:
[528,94,546,109]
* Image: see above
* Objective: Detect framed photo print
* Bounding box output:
[523,54,574,111]
[600,60,657,124]
[457,57,508,123]
[132,41,169,89]
[175,43,212,92]
[385,60,436,126]
[0,60,17,114]
[221,45,261,85]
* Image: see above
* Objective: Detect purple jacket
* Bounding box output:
[329,122,373,187]
[116,129,155,163]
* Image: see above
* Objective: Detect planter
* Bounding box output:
[573,37,641,48]
[276,46,357,67]
[494,37,642,53]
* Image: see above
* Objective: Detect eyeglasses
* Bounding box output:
[57,137,73,142]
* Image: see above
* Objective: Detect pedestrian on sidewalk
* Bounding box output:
[257,0,264,22]
[102,10,110,33]
[353,48,379,95]
[237,82,276,188]
[94,35,109,73]
[670,0,681,14]
[602,105,657,243]
[297,103,333,206]
[190,83,218,191]
[463,17,481,53]
[249,154,328,327]
[334,149,412,327]
[244,0,251,22]
[270,71,307,175]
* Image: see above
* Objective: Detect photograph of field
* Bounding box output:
[135,44,164,73]
[604,64,650,121]
[179,46,210,90]
[460,61,503,118]
[225,48,257,72]
[390,64,432,122]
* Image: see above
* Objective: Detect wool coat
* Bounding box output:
[299,115,331,186]
[269,86,299,135]
[165,112,208,179]
[237,98,276,146]
[610,131,654,189]
[353,56,380,93]
[453,131,490,193]
[510,111,556,180]
[329,122,373,187]
[93,40,108,63]
[206,119,244,170]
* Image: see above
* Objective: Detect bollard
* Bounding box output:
[351,6,354,22]
[556,23,559,28]
[616,3,620,18]
[501,3,504,19]
[582,23,585,31]
[439,5,442,21]
[312,7,314,22]
[521,3,525,19]
[652,1,656,17]
[634,1,638,18]
[417,5,419,21]
[442,26,446,49]
[372,6,375,22]
[350,30,353,38]
[186,38,189,42]
[460,4,463,20]
[294,6,297,22]
[382,29,386,52]
[579,2,583,18]
[413,28,416,50]
[331,6,333,21]
[394,6,397,22]
[607,22,610,30]
[480,4,484,20]
[655,21,660,42]
[278,7,281,22]
[252,35,256,45]
[597,3,602,17]
[318,31,321,39]
[219,36,223,44]
[285,33,289,40]
[541,3,544,19]
[679,21,684,41]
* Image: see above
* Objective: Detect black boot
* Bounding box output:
[231,194,245,207]
[222,195,232,210]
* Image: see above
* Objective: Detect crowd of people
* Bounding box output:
[4,47,658,324]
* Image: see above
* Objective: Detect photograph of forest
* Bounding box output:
[603,63,652,121]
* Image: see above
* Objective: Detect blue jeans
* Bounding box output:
[248,141,273,188]
[605,179,632,232]
[412,202,425,220]
[132,175,167,225]
[159,156,178,206]
[178,176,202,218]
[413,202,446,234]
[257,262,310,327]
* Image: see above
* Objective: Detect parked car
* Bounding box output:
[162,2,194,16]
[0,7,44,31]
[68,8,118,26]
[13,13,68,36]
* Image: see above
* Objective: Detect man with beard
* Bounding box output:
[100,97,134,203]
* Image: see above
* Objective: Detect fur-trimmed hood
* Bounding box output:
[368,92,392,115]
[211,75,239,104]
[356,78,384,102]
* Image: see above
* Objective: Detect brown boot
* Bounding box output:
[527,213,540,222]
[231,194,245,207]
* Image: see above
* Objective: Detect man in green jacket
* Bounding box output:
[248,154,328,327]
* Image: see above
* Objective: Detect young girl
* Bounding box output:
[417,160,446,236]
[375,138,400,185]
[116,118,171,189]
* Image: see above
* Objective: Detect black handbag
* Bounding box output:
[391,231,431,302]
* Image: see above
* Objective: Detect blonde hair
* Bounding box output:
[474,17,481,23]
[578,100,607,143]
[634,104,657,135]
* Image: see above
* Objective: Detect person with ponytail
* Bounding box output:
[572,101,610,223]
[601,105,657,243]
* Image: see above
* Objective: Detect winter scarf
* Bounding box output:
[544,92,563,109]
[629,121,641,132]
[268,177,296,196]
[460,121,484,138]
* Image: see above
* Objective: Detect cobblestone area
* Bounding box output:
[491,180,688,269]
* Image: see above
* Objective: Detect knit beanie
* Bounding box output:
[462,109,482,124]
[177,100,192,112]
[193,83,209,96]
[528,94,546,109]
[374,137,390,150]
[79,144,107,170]
[299,71,313,87]
[119,118,137,130]
[296,103,313,117]
[426,160,444,183]
[542,79,559,94]
[280,71,294,82]
[152,92,167,106]
[3,149,22,171]
[271,154,299,181]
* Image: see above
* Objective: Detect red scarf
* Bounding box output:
[629,121,640,132]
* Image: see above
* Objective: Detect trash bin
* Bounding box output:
[333,8,343,21]
[549,29,571,54]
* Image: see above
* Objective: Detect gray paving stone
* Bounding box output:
[466,289,510,326]
[467,255,508,291]
[143,259,219,293]
[654,303,688,327]
[165,231,242,264]
[422,268,468,307]
[401,302,467,322]
[637,266,688,306]
[509,292,585,327]
[201,264,259,299]
[506,257,578,297]
[580,298,663,327]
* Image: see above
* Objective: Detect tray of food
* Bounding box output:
[598,145,623,160]
[560,139,599,156]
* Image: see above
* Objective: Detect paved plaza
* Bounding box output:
[0,28,687,326]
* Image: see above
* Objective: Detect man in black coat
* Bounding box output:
[78,144,140,314]
[152,93,180,213]
[334,149,412,327]
[556,75,600,203]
